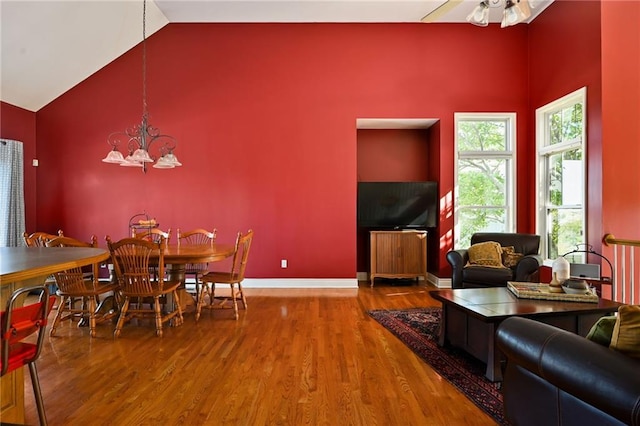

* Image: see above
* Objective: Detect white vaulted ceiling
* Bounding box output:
[0,0,552,112]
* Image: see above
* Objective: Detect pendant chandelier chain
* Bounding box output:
[142,0,148,117]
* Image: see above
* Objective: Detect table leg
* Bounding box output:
[166,264,195,314]
[485,322,502,382]
[438,304,447,347]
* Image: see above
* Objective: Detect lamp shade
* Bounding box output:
[501,0,531,27]
[120,155,144,167]
[467,1,490,27]
[153,156,175,169]
[102,149,126,164]
[130,148,154,163]
[552,256,570,283]
[162,152,182,167]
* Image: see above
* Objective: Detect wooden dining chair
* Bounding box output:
[23,230,63,247]
[24,230,65,293]
[45,236,119,338]
[177,228,217,300]
[132,228,171,281]
[1,285,56,426]
[196,229,253,321]
[106,236,183,337]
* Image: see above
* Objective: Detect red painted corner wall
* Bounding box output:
[599,0,640,286]
[1,101,37,233]
[528,0,604,251]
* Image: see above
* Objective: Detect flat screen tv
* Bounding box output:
[357,181,438,229]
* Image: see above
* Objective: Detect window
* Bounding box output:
[0,139,26,247]
[536,88,586,260]
[454,113,516,248]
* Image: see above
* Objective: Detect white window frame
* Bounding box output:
[454,113,517,249]
[535,87,587,260]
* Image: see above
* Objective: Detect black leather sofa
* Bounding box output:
[496,317,640,426]
[446,232,543,289]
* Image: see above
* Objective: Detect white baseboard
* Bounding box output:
[185,276,449,289]
[430,275,451,288]
[357,272,451,289]
[242,278,358,288]
[184,278,357,289]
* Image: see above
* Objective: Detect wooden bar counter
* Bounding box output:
[0,246,110,424]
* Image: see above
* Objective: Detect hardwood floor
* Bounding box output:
[23,282,498,425]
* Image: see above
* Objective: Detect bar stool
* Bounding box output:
[1,285,55,426]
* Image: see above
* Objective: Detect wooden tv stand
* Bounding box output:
[369,230,427,287]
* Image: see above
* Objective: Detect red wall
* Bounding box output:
[528,0,604,250]
[601,0,640,241]
[0,101,37,233]
[34,23,530,279]
[357,129,431,182]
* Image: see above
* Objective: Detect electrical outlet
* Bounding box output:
[281,259,287,268]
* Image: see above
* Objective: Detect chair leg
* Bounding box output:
[28,362,48,426]
[172,290,184,325]
[194,275,200,304]
[154,296,163,337]
[114,298,130,338]
[89,297,97,338]
[195,282,208,321]
[230,284,239,320]
[49,295,65,337]
[238,282,247,310]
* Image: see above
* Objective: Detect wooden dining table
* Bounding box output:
[0,246,111,424]
[160,242,236,282]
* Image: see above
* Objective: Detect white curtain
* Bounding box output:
[0,139,26,247]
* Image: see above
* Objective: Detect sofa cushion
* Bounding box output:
[502,246,524,268]
[462,264,514,286]
[610,305,640,359]
[467,241,504,267]
[586,315,617,347]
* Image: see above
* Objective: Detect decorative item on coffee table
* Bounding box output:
[549,256,570,293]
[507,281,599,303]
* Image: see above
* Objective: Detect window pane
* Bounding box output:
[458,158,507,206]
[548,149,583,207]
[457,207,507,248]
[549,111,563,145]
[546,208,583,259]
[457,120,508,151]
[547,103,583,146]
[562,103,583,142]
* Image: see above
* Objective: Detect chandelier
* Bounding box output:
[467,0,534,28]
[102,0,181,172]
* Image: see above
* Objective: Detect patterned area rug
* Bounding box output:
[367,307,506,425]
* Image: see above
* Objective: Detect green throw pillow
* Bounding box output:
[586,315,617,347]
[610,305,640,359]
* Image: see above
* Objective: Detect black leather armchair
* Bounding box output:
[446,232,543,289]
[496,317,640,426]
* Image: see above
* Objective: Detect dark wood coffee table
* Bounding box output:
[429,287,624,382]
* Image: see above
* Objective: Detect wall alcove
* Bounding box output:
[355,118,440,282]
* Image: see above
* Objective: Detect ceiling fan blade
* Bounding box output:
[421,0,466,23]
